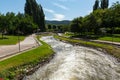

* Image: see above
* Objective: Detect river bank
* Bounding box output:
[17,53,55,80]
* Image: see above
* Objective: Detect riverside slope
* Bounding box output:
[23,36,120,80]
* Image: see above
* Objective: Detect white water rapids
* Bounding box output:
[23,36,120,80]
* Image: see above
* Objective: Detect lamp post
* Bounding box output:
[18,29,21,52]
[18,34,20,52]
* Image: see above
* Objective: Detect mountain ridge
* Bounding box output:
[45,20,71,25]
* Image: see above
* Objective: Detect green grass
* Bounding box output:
[98,34,120,42]
[54,35,120,59]
[98,36,120,42]
[0,36,54,79]
[0,35,25,45]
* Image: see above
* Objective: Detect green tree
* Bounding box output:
[5,12,16,34]
[16,13,38,35]
[48,24,52,29]
[0,15,8,39]
[25,0,45,32]
[60,25,70,32]
[101,0,109,9]
[111,2,120,27]
[70,18,81,33]
[93,0,99,11]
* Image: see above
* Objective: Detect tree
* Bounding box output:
[24,0,45,32]
[111,2,120,27]
[53,25,57,29]
[16,13,38,35]
[48,24,52,29]
[93,0,99,11]
[60,25,70,32]
[101,0,109,9]
[0,15,8,39]
[70,18,81,33]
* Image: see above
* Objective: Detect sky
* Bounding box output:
[0,0,120,21]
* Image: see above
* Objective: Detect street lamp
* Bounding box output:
[18,29,21,52]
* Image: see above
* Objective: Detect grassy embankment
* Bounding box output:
[54,35,120,59]
[0,36,54,79]
[0,35,25,45]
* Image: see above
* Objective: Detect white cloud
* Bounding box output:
[44,8,55,13]
[53,3,69,10]
[53,14,65,21]
[44,8,65,21]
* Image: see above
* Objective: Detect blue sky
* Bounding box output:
[0,0,120,21]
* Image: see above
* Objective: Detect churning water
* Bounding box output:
[23,36,120,80]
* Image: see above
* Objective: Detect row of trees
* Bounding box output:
[93,0,109,11]
[0,0,45,36]
[0,12,38,36]
[46,24,69,32]
[70,1,120,35]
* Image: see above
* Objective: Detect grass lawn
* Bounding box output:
[54,35,120,59]
[98,36,120,42]
[0,35,25,45]
[0,36,54,79]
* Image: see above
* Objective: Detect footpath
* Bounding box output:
[90,39,120,47]
[0,34,40,61]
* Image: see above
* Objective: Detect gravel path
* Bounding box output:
[0,34,39,61]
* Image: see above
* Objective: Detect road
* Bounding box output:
[0,34,39,61]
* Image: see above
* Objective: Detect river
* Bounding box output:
[23,36,120,80]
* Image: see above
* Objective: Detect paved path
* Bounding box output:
[73,38,120,47]
[90,40,120,46]
[0,34,39,61]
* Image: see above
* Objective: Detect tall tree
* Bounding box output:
[101,0,109,9]
[24,0,45,32]
[93,0,99,11]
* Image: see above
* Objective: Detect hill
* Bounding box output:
[45,20,71,25]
